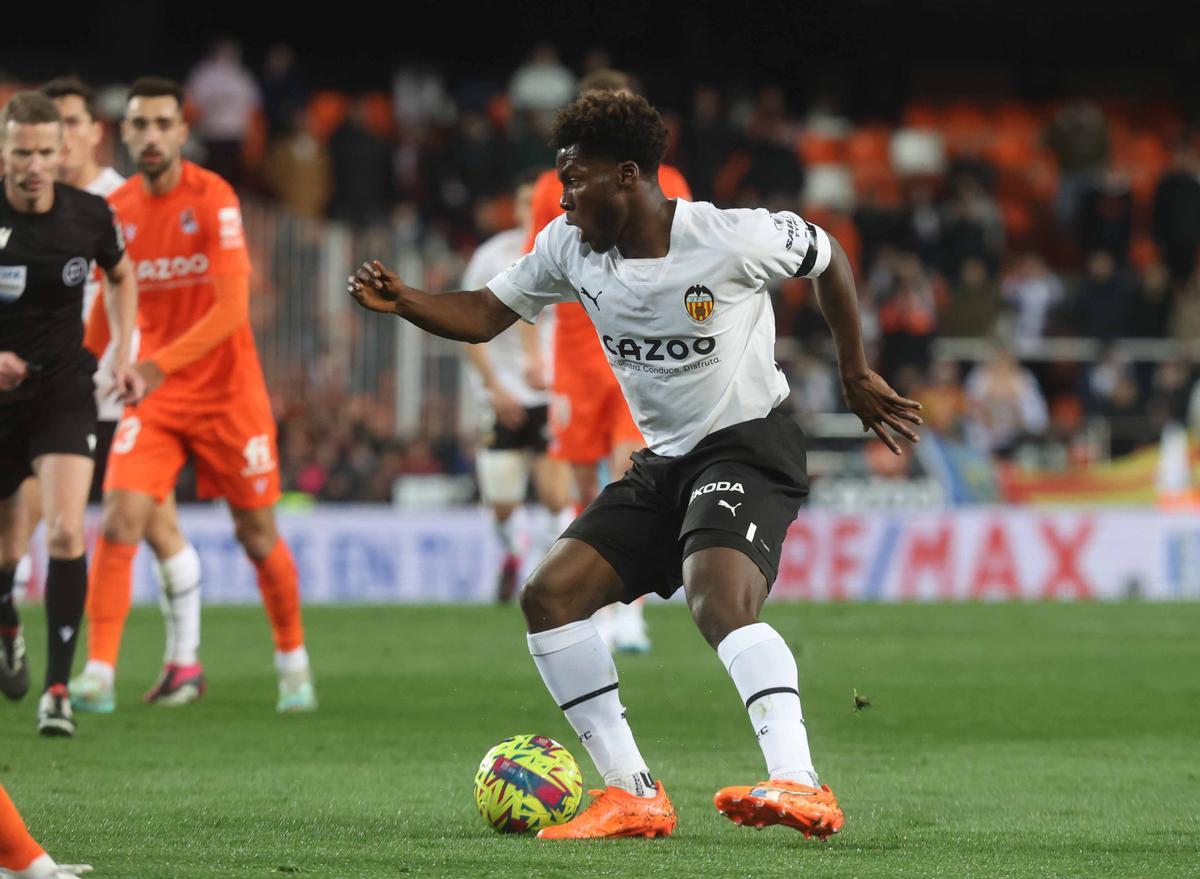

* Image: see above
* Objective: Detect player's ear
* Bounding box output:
[616,160,640,189]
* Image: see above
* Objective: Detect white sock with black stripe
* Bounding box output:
[527,619,655,797]
[718,622,818,787]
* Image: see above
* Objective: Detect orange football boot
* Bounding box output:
[713,780,844,839]
[537,781,677,840]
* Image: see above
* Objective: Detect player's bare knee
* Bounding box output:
[520,568,589,632]
[684,566,764,649]
[44,516,85,558]
[232,511,278,561]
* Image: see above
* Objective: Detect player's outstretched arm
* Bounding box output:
[812,235,923,455]
[102,254,146,405]
[348,260,520,344]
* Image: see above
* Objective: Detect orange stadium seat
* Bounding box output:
[362,91,394,139]
[846,126,891,166]
[797,132,846,165]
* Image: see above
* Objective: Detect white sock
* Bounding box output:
[13,554,31,602]
[527,620,655,797]
[154,544,202,665]
[15,852,59,878]
[494,512,520,557]
[718,623,818,787]
[275,645,310,676]
[82,659,114,687]
[613,599,648,645]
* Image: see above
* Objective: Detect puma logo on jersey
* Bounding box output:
[579,286,603,309]
[0,228,11,249]
[58,626,75,643]
[689,481,744,503]
[718,500,741,516]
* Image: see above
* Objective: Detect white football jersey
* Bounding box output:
[82,167,133,421]
[461,227,551,409]
[488,199,832,456]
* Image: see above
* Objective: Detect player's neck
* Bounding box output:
[142,160,183,197]
[65,160,103,191]
[3,179,54,214]
[616,193,675,260]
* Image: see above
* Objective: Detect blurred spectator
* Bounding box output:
[964,346,1050,458]
[1125,260,1173,338]
[1072,250,1137,341]
[940,174,1005,274]
[509,45,576,115]
[260,43,307,140]
[1045,101,1109,230]
[392,67,455,132]
[328,96,395,226]
[875,250,940,377]
[900,180,944,269]
[1146,359,1193,439]
[680,85,733,203]
[735,86,804,209]
[186,38,262,186]
[940,257,1001,337]
[1076,168,1132,262]
[1002,253,1065,339]
[265,108,331,218]
[918,359,969,438]
[1152,141,1200,285]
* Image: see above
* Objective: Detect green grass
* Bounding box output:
[1,602,1197,878]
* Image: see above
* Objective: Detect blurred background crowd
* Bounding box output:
[4,9,1199,507]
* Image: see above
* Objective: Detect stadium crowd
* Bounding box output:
[5,41,1199,500]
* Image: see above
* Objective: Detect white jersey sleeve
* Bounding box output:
[485,216,578,323]
[728,208,833,283]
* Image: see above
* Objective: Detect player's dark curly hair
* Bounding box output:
[550,92,668,173]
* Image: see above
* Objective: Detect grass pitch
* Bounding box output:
[1,602,1196,878]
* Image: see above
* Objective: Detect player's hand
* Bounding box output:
[524,354,549,391]
[133,360,166,395]
[348,259,406,314]
[113,362,147,405]
[0,351,28,390]
[491,387,527,430]
[841,370,922,455]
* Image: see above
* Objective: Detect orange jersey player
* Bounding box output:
[70,76,316,714]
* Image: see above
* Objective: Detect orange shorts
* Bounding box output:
[104,396,281,508]
[549,364,644,464]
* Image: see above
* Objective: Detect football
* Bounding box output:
[473,734,584,833]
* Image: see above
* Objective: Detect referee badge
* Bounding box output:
[684,284,714,322]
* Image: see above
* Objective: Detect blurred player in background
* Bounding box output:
[72,76,316,714]
[0,92,141,737]
[524,69,693,653]
[2,76,210,709]
[0,783,90,878]
[462,172,571,601]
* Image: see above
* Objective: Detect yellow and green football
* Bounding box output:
[473,734,584,833]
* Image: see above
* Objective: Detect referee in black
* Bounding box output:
[0,91,143,736]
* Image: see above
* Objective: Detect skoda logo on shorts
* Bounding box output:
[62,257,89,287]
[684,284,714,322]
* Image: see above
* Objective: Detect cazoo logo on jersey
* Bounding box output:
[135,253,210,282]
[602,335,716,362]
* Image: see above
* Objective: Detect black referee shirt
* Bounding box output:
[0,180,124,404]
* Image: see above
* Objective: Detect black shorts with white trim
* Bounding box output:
[561,405,808,602]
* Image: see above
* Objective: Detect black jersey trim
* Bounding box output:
[744,686,800,708]
[559,682,619,711]
[794,222,819,277]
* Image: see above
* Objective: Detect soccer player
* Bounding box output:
[462,173,567,601]
[0,783,91,878]
[10,76,207,708]
[71,76,316,714]
[526,70,692,653]
[0,91,142,737]
[350,92,921,840]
